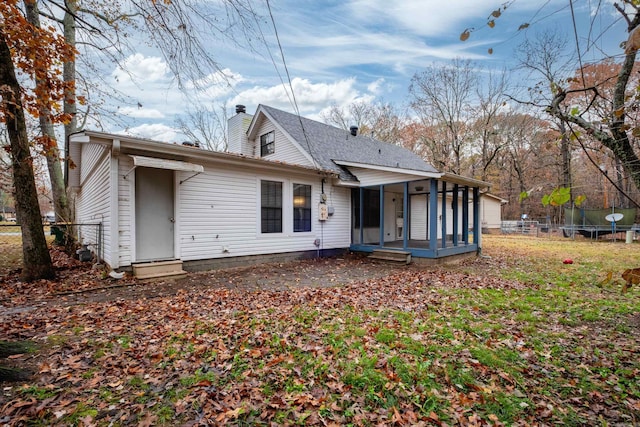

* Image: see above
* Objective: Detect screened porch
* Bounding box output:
[349,178,481,259]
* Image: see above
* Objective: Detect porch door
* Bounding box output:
[410,194,427,240]
[135,167,175,261]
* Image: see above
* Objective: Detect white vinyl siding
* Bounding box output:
[76,144,111,266]
[80,143,108,185]
[176,163,349,262]
[251,120,313,166]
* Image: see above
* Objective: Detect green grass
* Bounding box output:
[4,235,640,426]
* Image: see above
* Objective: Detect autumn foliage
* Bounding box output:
[1,239,639,425]
[0,0,75,148]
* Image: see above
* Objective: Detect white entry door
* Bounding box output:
[135,167,175,261]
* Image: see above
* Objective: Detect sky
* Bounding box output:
[95,0,628,143]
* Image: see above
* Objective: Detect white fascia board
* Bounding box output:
[333,160,442,179]
[130,155,204,173]
[68,133,92,143]
[335,179,361,187]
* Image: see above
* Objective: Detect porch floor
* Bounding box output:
[371,239,473,250]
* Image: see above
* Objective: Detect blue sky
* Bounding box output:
[101,0,627,142]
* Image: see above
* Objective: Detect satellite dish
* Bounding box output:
[605,213,624,222]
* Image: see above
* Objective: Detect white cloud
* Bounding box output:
[112,53,170,85]
[118,123,182,143]
[229,77,365,114]
[118,106,165,119]
[187,68,244,90]
[346,0,564,37]
[191,69,246,101]
[367,78,386,95]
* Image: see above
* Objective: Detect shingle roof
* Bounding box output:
[260,105,440,182]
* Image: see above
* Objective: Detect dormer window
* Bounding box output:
[260,131,275,156]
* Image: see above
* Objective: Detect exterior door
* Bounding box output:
[410,194,427,240]
[135,167,175,261]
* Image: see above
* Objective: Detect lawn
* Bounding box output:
[1,235,639,426]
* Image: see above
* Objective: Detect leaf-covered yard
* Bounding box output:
[1,235,639,426]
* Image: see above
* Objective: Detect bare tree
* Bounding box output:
[26,0,263,223]
[409,58,476,174]
[516,31,577,202]
[175,104,229,151]
[468,68,511,181]
[321,101,405,144]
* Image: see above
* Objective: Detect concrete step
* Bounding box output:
[369,249,412,264]
[133,260,187,280]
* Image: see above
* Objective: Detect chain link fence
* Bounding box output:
[0,222,102,275]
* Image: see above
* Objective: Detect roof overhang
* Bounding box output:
[333,160,442,179]
[482,193,508,204]
[69,130,338,178]
[441,172,491,190]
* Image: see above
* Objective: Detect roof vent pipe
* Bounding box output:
[235,104,246,114]
[349,126,358,136]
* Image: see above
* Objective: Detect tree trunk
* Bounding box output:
[23,0,71,224]
[0,35,55,282]
[558,121,572,197]
[63,0,78,175]
[0,341,35,358]
[0,366,32,382]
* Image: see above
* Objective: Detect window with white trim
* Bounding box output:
[293,183,311,232]
[260,131,275,156]
[261,180,282,233]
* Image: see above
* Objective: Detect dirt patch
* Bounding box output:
[0,252,414,311]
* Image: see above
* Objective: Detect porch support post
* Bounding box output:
[379,185,384,247]
[359,187,364,245]
[473,187,480,247]
[403,181,408,249]
[462,186,469,243]
[441,181,447,248]
[429,179,438,251]
[452,184,459,247]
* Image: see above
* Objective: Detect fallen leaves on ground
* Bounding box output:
[1,237,639,426]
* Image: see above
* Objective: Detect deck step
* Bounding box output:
[369,249,412,264]
[132,260,187,280]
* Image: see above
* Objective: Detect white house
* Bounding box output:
[68,104,490,278]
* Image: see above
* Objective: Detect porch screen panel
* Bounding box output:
[352,188,380,244]
[261,180,282,233]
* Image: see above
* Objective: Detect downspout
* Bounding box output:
[110,139,120,268]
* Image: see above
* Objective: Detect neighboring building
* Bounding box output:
[481,193,507,231]
[68,104,489,276]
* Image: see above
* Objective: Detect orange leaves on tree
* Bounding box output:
[0,0,76,126]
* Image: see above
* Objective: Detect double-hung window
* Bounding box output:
[293,184,311,232]
[260,131,275,156]
[261,180,282,233]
